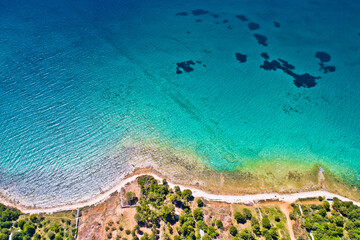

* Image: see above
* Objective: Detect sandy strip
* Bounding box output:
[2,172,360,214]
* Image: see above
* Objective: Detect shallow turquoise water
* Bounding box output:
[0,0,360,206]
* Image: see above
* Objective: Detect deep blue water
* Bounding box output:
[0,0,360,206]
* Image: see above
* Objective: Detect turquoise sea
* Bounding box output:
[0,0,360,207]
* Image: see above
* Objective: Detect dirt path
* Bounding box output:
[258,202,296,240]
[279,203,296,240]
[2,172,360,214]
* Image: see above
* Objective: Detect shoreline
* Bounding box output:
[1,168,360,215]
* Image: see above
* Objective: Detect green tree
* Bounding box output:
[252,224,261,235]
[182,189,193,201]
[160,204,175,223]
[193,208,203,221]
[334,216,344,227]
[229,226,238,236]
[234,212,246,224]
[33,233,41,240]
[170,194,182,207]
[215,220,223,229]
[239,229,255,240]
[23,223,36,236]
[322,201,330,211]
[202,234,211,240]
[318,208,327,217]
[0,233,8,240]
[262,216,271,229]
[54,234,63,240]
[125,192,137,205]
[140,233,149,240]
[197,199,204,207]
[18,219,26,230]
[174,186,181,195]
[163,233,171,240]
[29,215,38,223]
[134,213,144,224]
[48,232,56,240]
[269,228,279,240]
[12,232,24,240]
[304,220,312,231]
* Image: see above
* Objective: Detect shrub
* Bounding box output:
[274,216,280,222]
[216,220,223,229]
[243,208,252,220]
[126,229,131,235]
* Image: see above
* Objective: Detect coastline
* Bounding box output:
[1,167,360,215]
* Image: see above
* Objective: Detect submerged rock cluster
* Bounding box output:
[175,8,336,88]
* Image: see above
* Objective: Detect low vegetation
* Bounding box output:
[129,175,290,240]
[292,197,360,239]
[3,175,360,240]
[0,204,76,240]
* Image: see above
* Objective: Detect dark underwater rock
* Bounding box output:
[254,34,268,46]
[235,53,247,63]
[248,22,260,30]
[176,61,196,74]
[236,15,248,21]
[273,21,281,28]
[192,9,209,16]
